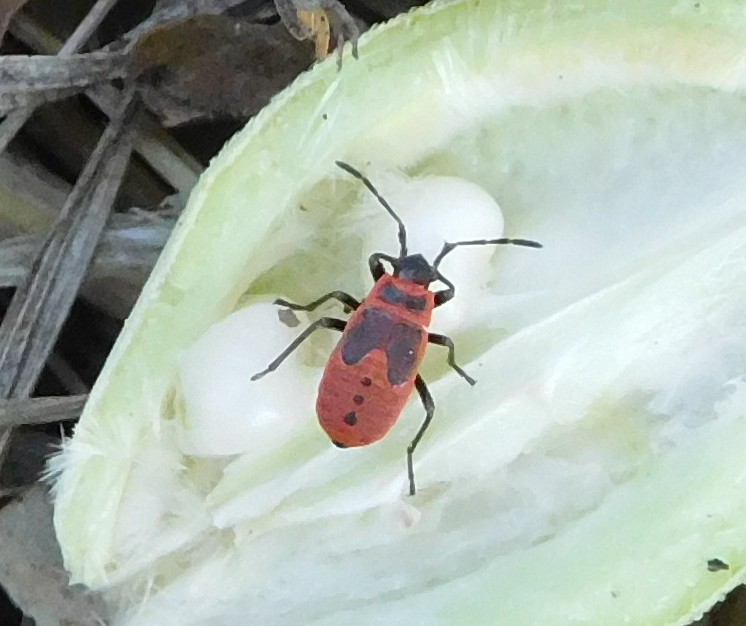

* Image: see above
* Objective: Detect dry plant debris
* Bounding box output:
[0,0,28,46]
[0,49,133,114]
[0,395,86,428]
[133,16,315,126]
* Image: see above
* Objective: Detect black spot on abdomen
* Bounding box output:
[344,411,358,426]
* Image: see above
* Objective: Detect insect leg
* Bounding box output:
[433,237,542,306]
[433,273,455,307]
[368,252,399,281]
[427,333,476,386]
[408,375,435,496]
[275,291,360,312]
[251,317,346,381]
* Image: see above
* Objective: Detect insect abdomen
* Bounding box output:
[316,306,427,447]
[317,350,413,446]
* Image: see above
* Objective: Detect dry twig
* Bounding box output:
[0,395,87,427]
[7,12,202,193]
[0,213,174,289]
[0,49,133,114]
[0,88,140,463]
[0,0,123,154]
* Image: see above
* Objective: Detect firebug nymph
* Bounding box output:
[252,161,541,495]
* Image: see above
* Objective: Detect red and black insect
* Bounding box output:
[252,161,541,495]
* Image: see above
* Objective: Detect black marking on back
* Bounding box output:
[386,323,422,384]
[332,440,348,448]
[341,308,424,386]
[353,394,364,405]
[342,309,392,365]
[344,411,358,425]
[380,284,427,311]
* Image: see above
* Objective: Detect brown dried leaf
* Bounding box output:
[0,0,28,46]
[134,15,315,126]
[122,0,251,44]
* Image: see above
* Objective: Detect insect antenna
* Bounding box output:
[433,238,542,269]
[336,160,408,257]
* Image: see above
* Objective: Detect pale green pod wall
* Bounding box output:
[52,1,746,625]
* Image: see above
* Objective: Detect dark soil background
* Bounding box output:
[0,0,742,624]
